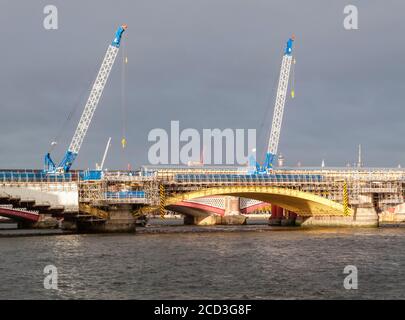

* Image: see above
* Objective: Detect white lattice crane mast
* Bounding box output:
[262,35,295,171]
[44,25,127,173]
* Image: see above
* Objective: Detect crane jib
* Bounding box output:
[44,25,127,174]
[255,36,294,174]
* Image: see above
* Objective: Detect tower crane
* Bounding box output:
[256,35,295,173]
[44,25,127,173]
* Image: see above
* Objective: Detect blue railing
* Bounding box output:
[80,171,102,181]
[105,191,146,199]
[0,170,76,182]
[174,174,324,183]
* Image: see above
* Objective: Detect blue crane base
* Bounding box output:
[44,151,77,174]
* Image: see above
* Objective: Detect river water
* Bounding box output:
[1,225,405,299]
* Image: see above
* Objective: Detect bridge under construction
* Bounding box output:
[1,26,405,232]
[1,166,405,231]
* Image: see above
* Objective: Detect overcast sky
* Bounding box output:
[0,0,404,169]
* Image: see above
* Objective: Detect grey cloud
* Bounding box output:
[0,0,404,169]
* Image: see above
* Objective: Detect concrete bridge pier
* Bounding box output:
[281,210,297,226]
[183,196,247,225]
[18,213,60,229]
[295,194,379,227]
[295,207,378,227]
[103,204,137,232]
[222,196,247,225]
[75,204,137,233]
[183,214,246,225]
[269,205,297,226]
[269,205,283,226]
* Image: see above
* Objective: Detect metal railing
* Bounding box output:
[0,170,77,183]
[173,174,325,184]
[93,190,148,204]
[105,191,146,199]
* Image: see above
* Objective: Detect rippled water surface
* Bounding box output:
[1,227,405,299]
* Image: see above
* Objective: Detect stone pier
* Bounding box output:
[18,213,60,229]
[183,196,247,226]
[269,204,282,226]
[295,207,378,227]
[74,204,137,233]
[269,205,297,226]
[268,193,379,228]
[296,194,379,227]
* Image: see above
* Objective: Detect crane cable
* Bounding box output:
[49,64,100,153]
[291,58,296,99]
[120,41,131,170]
[121,43,127,149]
[290,42,296,99]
